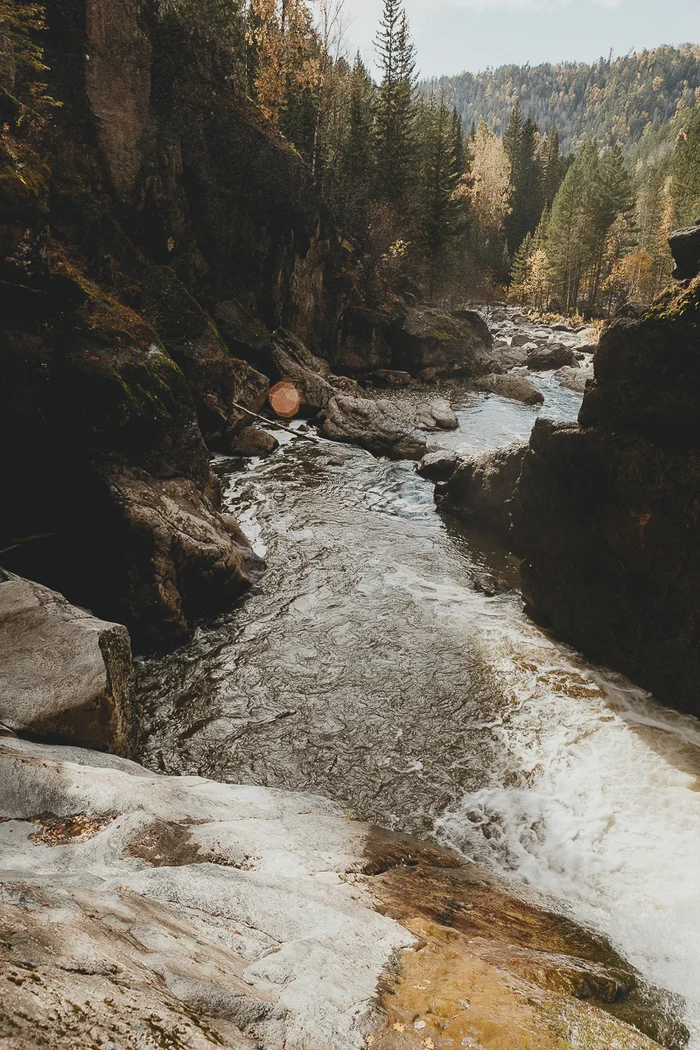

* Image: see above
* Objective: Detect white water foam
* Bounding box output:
[394,566,700,1044]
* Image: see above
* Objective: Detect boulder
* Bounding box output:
[320,395,427,460]
[527,344,577,371]
[366,369,413,387]
[668,220,700,281]
[556,362,593,394]
[475,373,545,406]
[579,289,700,442]
[417,366,438,383]
[389,306,497,377]
[0,736,678,1050]
[413,398,460,431]
[0,571,135,753]
[436,443,529,542]
[0,305,258,652]
[231,426,280,457]
[417,450,463,482]
[510,333,534,348]
[100,470,262,651]
[270,329,336,415]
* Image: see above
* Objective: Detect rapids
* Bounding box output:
[138,368,700,1046]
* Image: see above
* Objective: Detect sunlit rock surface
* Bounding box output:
[0,737,680,1050]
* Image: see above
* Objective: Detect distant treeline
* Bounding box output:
[422,47,700,154]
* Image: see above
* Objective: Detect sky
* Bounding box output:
[344,0,700,78]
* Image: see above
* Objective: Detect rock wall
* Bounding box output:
[511,278,700,716]
[0,0,348,649]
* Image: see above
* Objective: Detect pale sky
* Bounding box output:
[344,0,700,78]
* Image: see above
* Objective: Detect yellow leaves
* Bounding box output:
[422,1039,435,1049]
[392,1022,406,1032]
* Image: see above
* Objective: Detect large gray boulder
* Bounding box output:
[320,396,427,459]
[475,373,544,406]
[0,572,135,753]
[435,443,529,541]
[390,306,497,377]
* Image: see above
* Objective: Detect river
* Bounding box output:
[138,368,700,1047]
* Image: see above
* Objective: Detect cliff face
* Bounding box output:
[511,278,700,716]
[0,0,348,649]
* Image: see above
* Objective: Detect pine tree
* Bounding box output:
[418,90,461,292]
[374,0,417,204]
[672,104,700,226]
[0,0,56,117]
[451,107,466,176]
[336,52,375,236]
[503,100,523,171]
[542,123,563,208]
[503,104,544,256]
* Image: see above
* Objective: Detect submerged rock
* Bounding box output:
[475,373,545,406]
[0,572,135,754]
[0,736,679,1050]
[436,443,529,542]
[413,398,460,431]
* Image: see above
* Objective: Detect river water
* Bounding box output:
[138,371,700,1046]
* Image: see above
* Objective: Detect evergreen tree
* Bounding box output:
[542,122,563,208]
[374,0,417,204]
[451,107,466,176]
[336,53,375,235]
[672,104,700,226]
[504,107,544,255]
[418,91,461,292]
[503,100,523,171]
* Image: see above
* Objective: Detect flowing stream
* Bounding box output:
[139,368,700,1046]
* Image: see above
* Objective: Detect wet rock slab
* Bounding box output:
[0,737,679,1050]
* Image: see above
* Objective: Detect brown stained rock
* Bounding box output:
[85,0,152,201]
[0,572,135,754]
[369,862,676,1050]
[0,740,684,1050]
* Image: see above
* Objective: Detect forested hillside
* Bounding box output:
[423,47,700,154]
